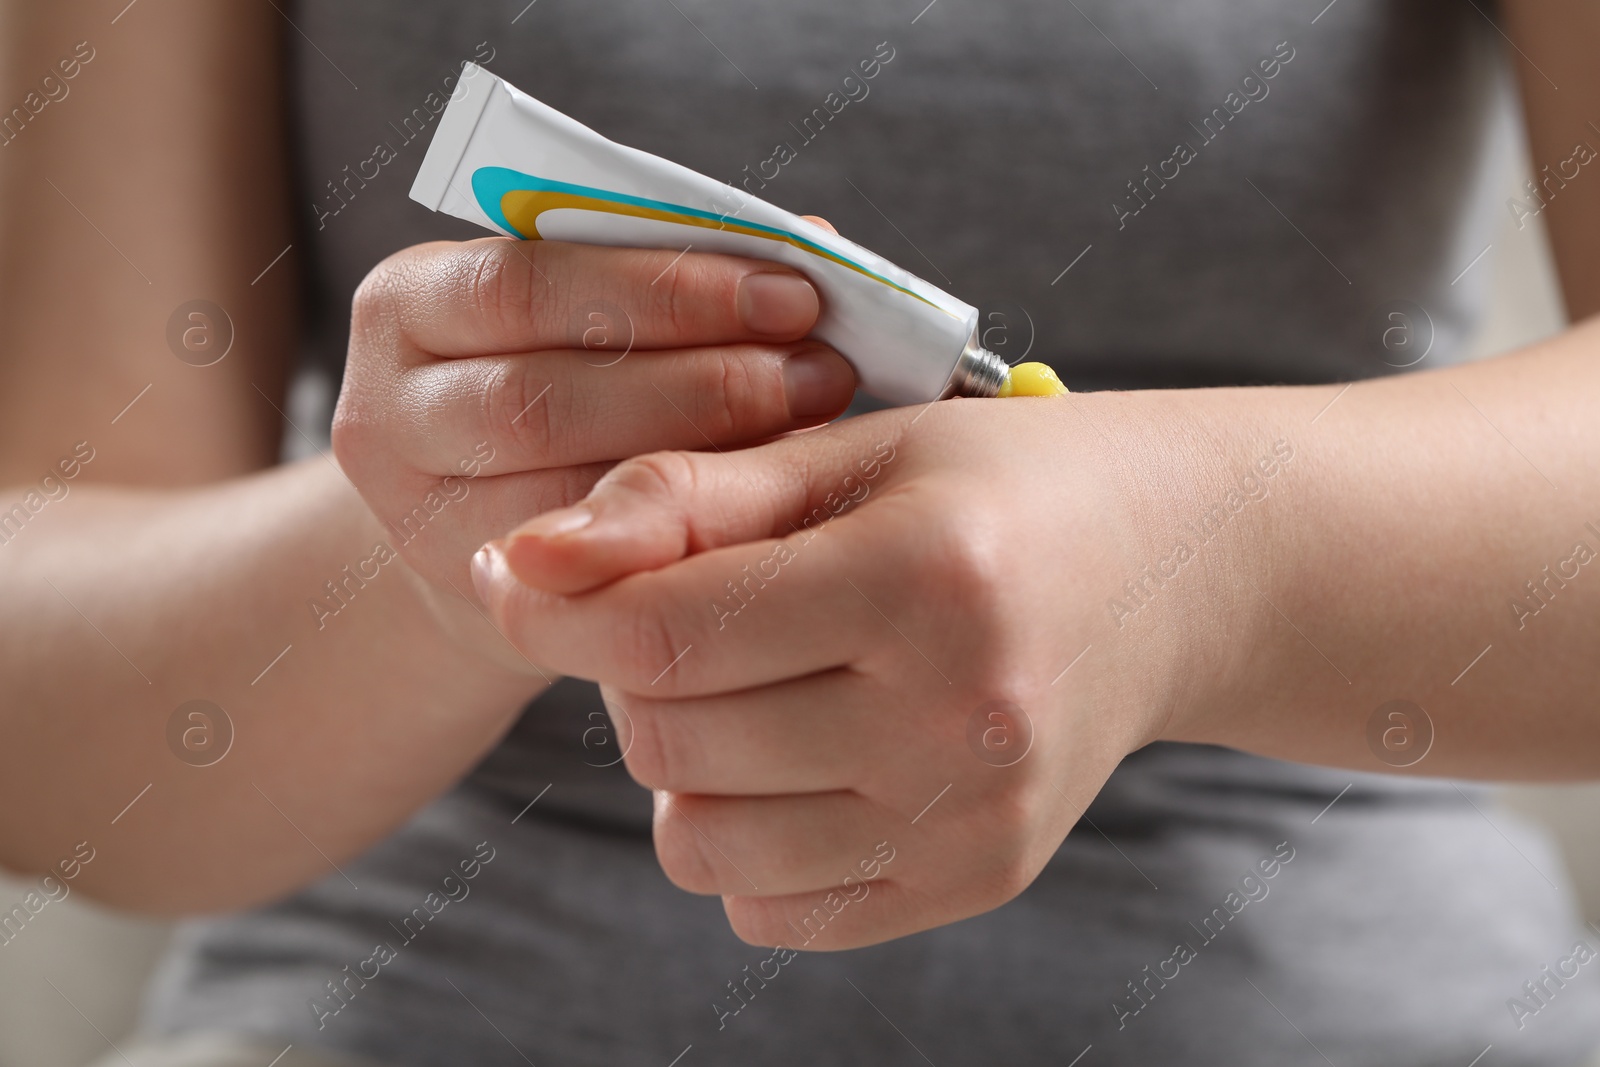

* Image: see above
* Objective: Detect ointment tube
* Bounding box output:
[410,63,1017,406]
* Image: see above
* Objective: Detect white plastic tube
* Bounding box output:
[410,63,1009,405]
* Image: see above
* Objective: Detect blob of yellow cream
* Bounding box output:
[997,362,1068,397]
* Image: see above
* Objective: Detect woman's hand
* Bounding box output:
[468,392,1262,947]
[331,236,856,671]
[469,316,1600,948]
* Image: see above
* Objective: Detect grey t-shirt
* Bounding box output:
[143,1,1600,1064]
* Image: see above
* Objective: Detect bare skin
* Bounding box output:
[470,0,1600,949]
[0,1,852,912]
[0,0,1593,947]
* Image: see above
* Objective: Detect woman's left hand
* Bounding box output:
[471,392,1249,948]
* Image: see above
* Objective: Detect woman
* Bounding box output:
[2,1,1598,1064]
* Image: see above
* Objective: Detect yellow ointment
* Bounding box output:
[997,362,1069,397]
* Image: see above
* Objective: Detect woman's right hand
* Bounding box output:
[332,236,855,670]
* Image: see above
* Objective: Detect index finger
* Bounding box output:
[473,522,880,697]
[471,413,917,691]
[363,237,821,359]
[498,415,905,594]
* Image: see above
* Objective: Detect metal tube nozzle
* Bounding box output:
[938,328,1010,399]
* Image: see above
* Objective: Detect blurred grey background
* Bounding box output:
[1,104,1597,1067]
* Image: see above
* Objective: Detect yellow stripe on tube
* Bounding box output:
[498,189,937,307]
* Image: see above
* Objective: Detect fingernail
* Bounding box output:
[471,541,503,601]
[510,505,595,542]
[783,345,856,418]
[737,271,819,336]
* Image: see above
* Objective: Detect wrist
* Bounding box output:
[1076,386,1298,750]
[327,463,556,690]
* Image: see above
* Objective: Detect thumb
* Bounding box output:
[799,214,839,234]
[495,421,901,595]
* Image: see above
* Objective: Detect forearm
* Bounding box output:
[0,459,545,913]
[1129,319,1600,778]
[0,0,295,483]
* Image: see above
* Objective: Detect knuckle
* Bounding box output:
[603,449,699,507]
[985,855,1038,908]
[922,519,1009,621]
[646,251,692,336]
[617,700,675,790]
[350,255,402,335]
[465,242,544,343]
[723,897,786,948]
[991,781,1041,841]
[615,598,686,691]
[694,347,771,440]
[481,359,558,463]
[642,252,722,339]
[653,798,721,894]
[963,660,1035,716]
[328,404,368,475]
[353,243,454,341]
[329,394,388,494]
[974,790,1044,902]
[467,246,515,335]
[341,255,421,471]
